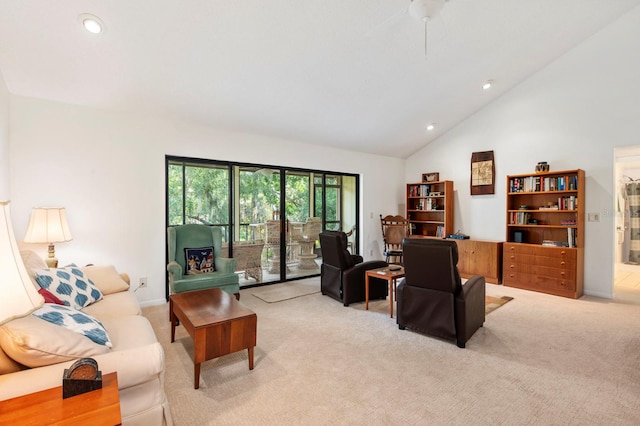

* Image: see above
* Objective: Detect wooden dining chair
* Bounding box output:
[380,214,410,265]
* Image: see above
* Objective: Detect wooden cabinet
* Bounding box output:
[455,239,503,284]
[503,169,584,298]
[406,180,453,237]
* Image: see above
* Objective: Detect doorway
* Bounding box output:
[613,146,640,304]
[166,156,359,297]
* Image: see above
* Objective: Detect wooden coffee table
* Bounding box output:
[365,267,405,318]
[0,371,121,425]
[170,288,257,389]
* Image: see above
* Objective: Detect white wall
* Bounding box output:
[9,96,404,305]
[406,6,640,298]
[0,70,9,200]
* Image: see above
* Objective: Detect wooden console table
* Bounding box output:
[409,236,503,284]
[454,239,503,284]
[0,372,121,425]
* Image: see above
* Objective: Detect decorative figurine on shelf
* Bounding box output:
[535,162,550,172]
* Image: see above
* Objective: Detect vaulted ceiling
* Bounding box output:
[1,1,639,158]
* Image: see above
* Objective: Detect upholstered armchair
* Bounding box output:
[167,224,240,298]
[396,238,485,348]
[319,230,389,306]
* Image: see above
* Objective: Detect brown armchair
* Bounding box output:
[396,238,485,348]
[319,230,389,306]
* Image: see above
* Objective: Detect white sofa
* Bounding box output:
[0,251,173,425]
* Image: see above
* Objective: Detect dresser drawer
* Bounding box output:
[503,271,576,294]
[504,243,576,260]
[504,253,576,270]
[504,262,576,280]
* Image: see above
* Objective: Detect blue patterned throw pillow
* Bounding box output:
[34,265,103,310]
[32,304,112,347]
[184,246,215,274]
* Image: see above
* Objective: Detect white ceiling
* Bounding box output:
[1,0,639,158]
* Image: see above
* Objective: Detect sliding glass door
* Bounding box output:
[166,156,359,296]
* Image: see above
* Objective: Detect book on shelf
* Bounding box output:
[567,227,576,248]
[410,184,436,197]
[509,175,579,193]
[542,240,570,247]
[510,211,530,225]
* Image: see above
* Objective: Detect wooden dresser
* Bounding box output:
[503,243,581,298]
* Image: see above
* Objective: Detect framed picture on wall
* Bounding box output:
[470,151,495,195]
[422,172,440,182]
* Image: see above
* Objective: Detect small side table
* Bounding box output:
[365,267,405,318]
[0,371,121,425]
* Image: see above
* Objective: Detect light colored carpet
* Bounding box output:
[144,280,640,425]
[251,278,320,303]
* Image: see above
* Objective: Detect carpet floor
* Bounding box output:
[144,280,640,425]
[250,278,320,303]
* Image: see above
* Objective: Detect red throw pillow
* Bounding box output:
[38,287,65,305]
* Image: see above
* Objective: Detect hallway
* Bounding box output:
[614,264,640,305]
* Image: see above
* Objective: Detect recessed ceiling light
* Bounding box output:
[79,14,104,34]
[482,80,493,90]
[427,124,435,131]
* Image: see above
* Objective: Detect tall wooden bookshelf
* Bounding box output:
[503,169,585,298]
[406,180,453,237]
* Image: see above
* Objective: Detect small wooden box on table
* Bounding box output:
[0,371,121,426]
[170,288,257,389]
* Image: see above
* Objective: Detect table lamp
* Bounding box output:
[0,201,44,325]
[23,207,73,268]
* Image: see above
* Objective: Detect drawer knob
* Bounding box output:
[561,261,565,266]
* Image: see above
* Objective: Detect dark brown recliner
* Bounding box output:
[319,230,389,306]
[396,238,485,348]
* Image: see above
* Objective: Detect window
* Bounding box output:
[166,156,359,289]
[167,161,231,240]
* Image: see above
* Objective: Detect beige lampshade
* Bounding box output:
[23,207,73,268]
[0,201,44,325]
[24,207,73,244]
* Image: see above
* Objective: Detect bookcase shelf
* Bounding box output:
[503,169,584,298]
[406,180,453,238]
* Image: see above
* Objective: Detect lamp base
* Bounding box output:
[46,243,58,268]
[45,257,59,268]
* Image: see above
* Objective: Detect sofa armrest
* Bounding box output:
[167,261,183,279]
[119,272,130,285]
[215,257,237,274]
[0,342,165,401]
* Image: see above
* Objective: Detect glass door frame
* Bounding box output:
[166,155,360,298]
